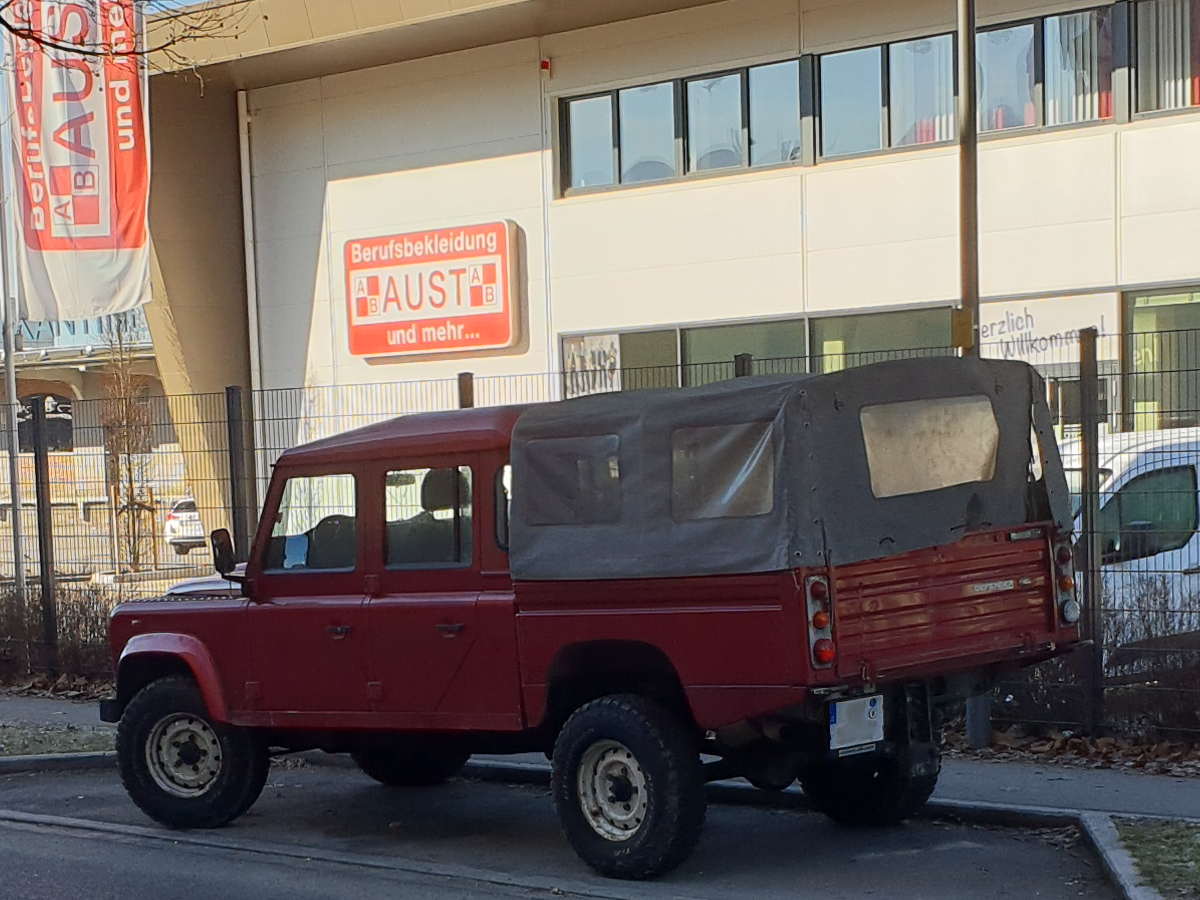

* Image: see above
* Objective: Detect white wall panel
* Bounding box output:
[1121,119,1200,285]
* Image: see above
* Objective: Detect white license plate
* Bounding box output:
[829,695,884,752]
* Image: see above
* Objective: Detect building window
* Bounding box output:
[749,60,802,165]
[811,308,953,374]
[1045,7,1114,125]
[687,72,744,172]
[978,23,1037,131]
[1127,290,1200,429]
[566,96,615,189]
[1136,0,1200,111]
[619,82,677,184]
[820,46,884,157]
[890,34,956,146]
[681,319,806,385]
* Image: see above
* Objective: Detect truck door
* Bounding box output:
[361,465,479,723]
[246,472,372,717]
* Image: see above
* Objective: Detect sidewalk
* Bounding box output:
[2,692,1197,821]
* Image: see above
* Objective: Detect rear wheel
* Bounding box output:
[800,747,940,827]
[352,745,469,787]
[117,676,268,829]
[552,694,705,880]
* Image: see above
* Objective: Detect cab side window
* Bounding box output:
[265,474,357,571]
[385,467,473,567]
[1098,466,1198,564]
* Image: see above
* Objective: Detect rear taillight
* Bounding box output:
[806,575,835,668]
[1053,540,1080,625]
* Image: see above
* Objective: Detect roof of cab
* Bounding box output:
[276,405,529,468]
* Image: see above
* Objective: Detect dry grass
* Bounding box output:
[1117,819,1200,899]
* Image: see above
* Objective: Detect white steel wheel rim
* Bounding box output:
[145,713,223,798]
[577,739,649,842]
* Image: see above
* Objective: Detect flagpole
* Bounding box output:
[0,61,27,597]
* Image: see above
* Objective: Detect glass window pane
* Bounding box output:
[890,35,955,147]
[687,73,743,171]
[820,47,883,157]
[621,330,679,390]
[1045,8,1114,125]
[1100,466,1198,561]
[978,24,1036,131]
[681,319,806,386]
[385,468,472,567]
[749,60,801,166]
[524,435,622,526]
[619,82,677,183]
[567,96,614,189]
[811,308,952,374]
[671,422,776,521]
[1136,0,1200,112]
[265,474,357,571]
[860,396,1000,498]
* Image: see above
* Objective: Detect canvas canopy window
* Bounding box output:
[508,357,1070,582]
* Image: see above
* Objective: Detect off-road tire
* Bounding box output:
[800,749,941,827]
[552,694,705,880]
[352,746,470,787]
[117,676,268,829]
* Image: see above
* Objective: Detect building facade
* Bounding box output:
[147,0,1200,431]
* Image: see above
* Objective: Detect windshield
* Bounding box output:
[1064,467,1113,515]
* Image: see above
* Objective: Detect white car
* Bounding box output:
[165,563,246,597]
[163,498,206,556]
[1059,427,1200,645]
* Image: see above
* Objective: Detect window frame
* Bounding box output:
[1131,0,1200,118]
[381,465,475,571]
[261,471,360,575]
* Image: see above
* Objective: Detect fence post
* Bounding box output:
[458,372,475,409]
[225,386,255,561]
[30,396,56,674]
[1078,326,1105,735]
[734,354,753,377]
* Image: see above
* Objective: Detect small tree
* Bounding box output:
[101,314,154,572]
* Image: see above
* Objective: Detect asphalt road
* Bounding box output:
[0,764,1116,900]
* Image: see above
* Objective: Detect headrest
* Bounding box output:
[421,468,469,512]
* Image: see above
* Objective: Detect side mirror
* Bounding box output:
[211,528,237,576]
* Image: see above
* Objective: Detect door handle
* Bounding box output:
[326,624,352,639]
[436,623,464,638]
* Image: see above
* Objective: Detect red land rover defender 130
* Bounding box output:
[102,356,1082,879]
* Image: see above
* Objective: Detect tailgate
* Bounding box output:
[832,527,1055,680]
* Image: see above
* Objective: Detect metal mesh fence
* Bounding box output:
[1,328,1198,739]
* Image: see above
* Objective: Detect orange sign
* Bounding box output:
[345,221,519,358]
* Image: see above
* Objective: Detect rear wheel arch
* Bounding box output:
[541,640,693,734]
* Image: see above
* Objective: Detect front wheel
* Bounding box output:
[800,747,940,827]
[552,694,705,880]
[116,676,268,829]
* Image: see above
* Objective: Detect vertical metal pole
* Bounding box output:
[957,0,980,357]
[458,372,475,409]
[733,353,753,378]
[225,386,251,560]
[0,96,27,595]
[30,396,55,672]
[1079,327,1104,735]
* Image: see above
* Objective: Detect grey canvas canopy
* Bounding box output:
[508,357,1071,582]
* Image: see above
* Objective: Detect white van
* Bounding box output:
[1059,428,1200,645]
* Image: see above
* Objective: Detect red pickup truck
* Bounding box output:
[103,357,1081,879]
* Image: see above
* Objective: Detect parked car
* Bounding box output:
[163,498,206,556]
[164,564,246,598]
[103,357,1081,880]
[1059,427,1200,641]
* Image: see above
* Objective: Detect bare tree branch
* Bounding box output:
[0,0,249,63]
